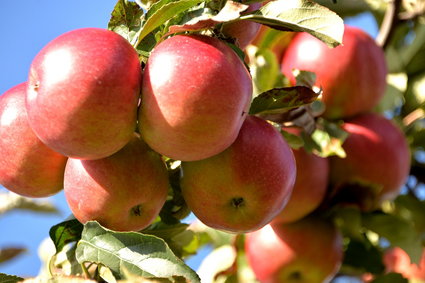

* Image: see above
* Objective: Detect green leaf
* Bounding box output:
[75,221,200,282]
[167,0,248,34]
[241,0,344,47]
[362,213,423,264]
[280,129,304,149]
[108,0,144,45]
[142,222,197,258]
[0,247,26,264]
[249,86,319,115]
[0,192,59,215]
[247,46,281,96]
[393,194,425,238]
[135,0,203,47]
[49,219,84,253]
[342,238,385,274]
[0,273,23,283]
[371,272,408,283]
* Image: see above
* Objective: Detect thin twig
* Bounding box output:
[376,0,402,48]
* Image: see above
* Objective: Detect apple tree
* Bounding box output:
[1,0,425,282]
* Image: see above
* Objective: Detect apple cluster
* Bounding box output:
[244,25,412,283]
[0,27,298,234]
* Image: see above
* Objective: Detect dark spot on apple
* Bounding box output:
[231,197,245,208]
[131,204,143,216]
[288,270,302,281]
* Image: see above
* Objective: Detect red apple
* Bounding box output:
[281,26,387,119]
[139,34,253,161]
[329,113,410,209]
[0,83,67,197]
[180,116,296,233]
[274,147,329,223]
[26,28,141,160]
[64,134,169,232]
[222,2,262,49]
[383,247,425,280]
[245,217,343,283]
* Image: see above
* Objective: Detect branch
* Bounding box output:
[376,0,402,48]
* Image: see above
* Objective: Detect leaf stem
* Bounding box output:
[376,0,402,48]
[81,262,92,279]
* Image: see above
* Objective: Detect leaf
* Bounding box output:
[21,276,96,283]
[342,238,385,274]
[371,272,408,283]
[0,247,26,264]
[249,86,319,115]
[0,273,24,283]
[247,46,281,96]
[280,129,304,149]
[75,221,200,282]
[196,245,237,283]
[0,192,59,215]
[49,219,84,253]
[241,0,344,47]
[135,0,203,46]
[108,0,145,45]
[362,213,423,264]
[167,1,248,34]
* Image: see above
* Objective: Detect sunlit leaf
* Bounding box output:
[49,219,83,253]
[75,221,200,282]
[249,86,319,115]
[241,0,344,47]
[0,192,59,215]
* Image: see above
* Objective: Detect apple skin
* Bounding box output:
[274,147,329,223]
[64,134,169,232]
[139,34,253,161]
[0,83,67,197]
[180,116,296,233]
[26,28,141,160]
[245,217,343,283]
[281,26,387,120]
[222,2,262,49]
[383,247,425,280]
[329,113,410,209]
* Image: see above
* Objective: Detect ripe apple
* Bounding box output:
[26,28,141,160]
[274,146,329,223]
[245,217,343,283]
[221,2,262,49]
[0,83,67,197]
[281,26,387,119]
[64,134,169,232]
[139,34,253,161]
[329,113,410,209]
[180,116,296,233]
[383,247,425,280]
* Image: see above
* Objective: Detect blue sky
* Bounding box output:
[0,0,378,279]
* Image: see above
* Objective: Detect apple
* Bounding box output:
[180,116,296,233]
[64,134,169,232]
[383,247,425,280]
[329,113,410,209]
[139,34,253,161]
[0,83,67,197]
[245,217,343,283]
[221,2,262,49]
[281,26,387,119]
[26,28,141,160]
[274,146,329,223]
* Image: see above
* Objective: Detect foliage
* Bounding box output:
[1,0,425,282]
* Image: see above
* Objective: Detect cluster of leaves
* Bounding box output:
[2,0,425,282]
